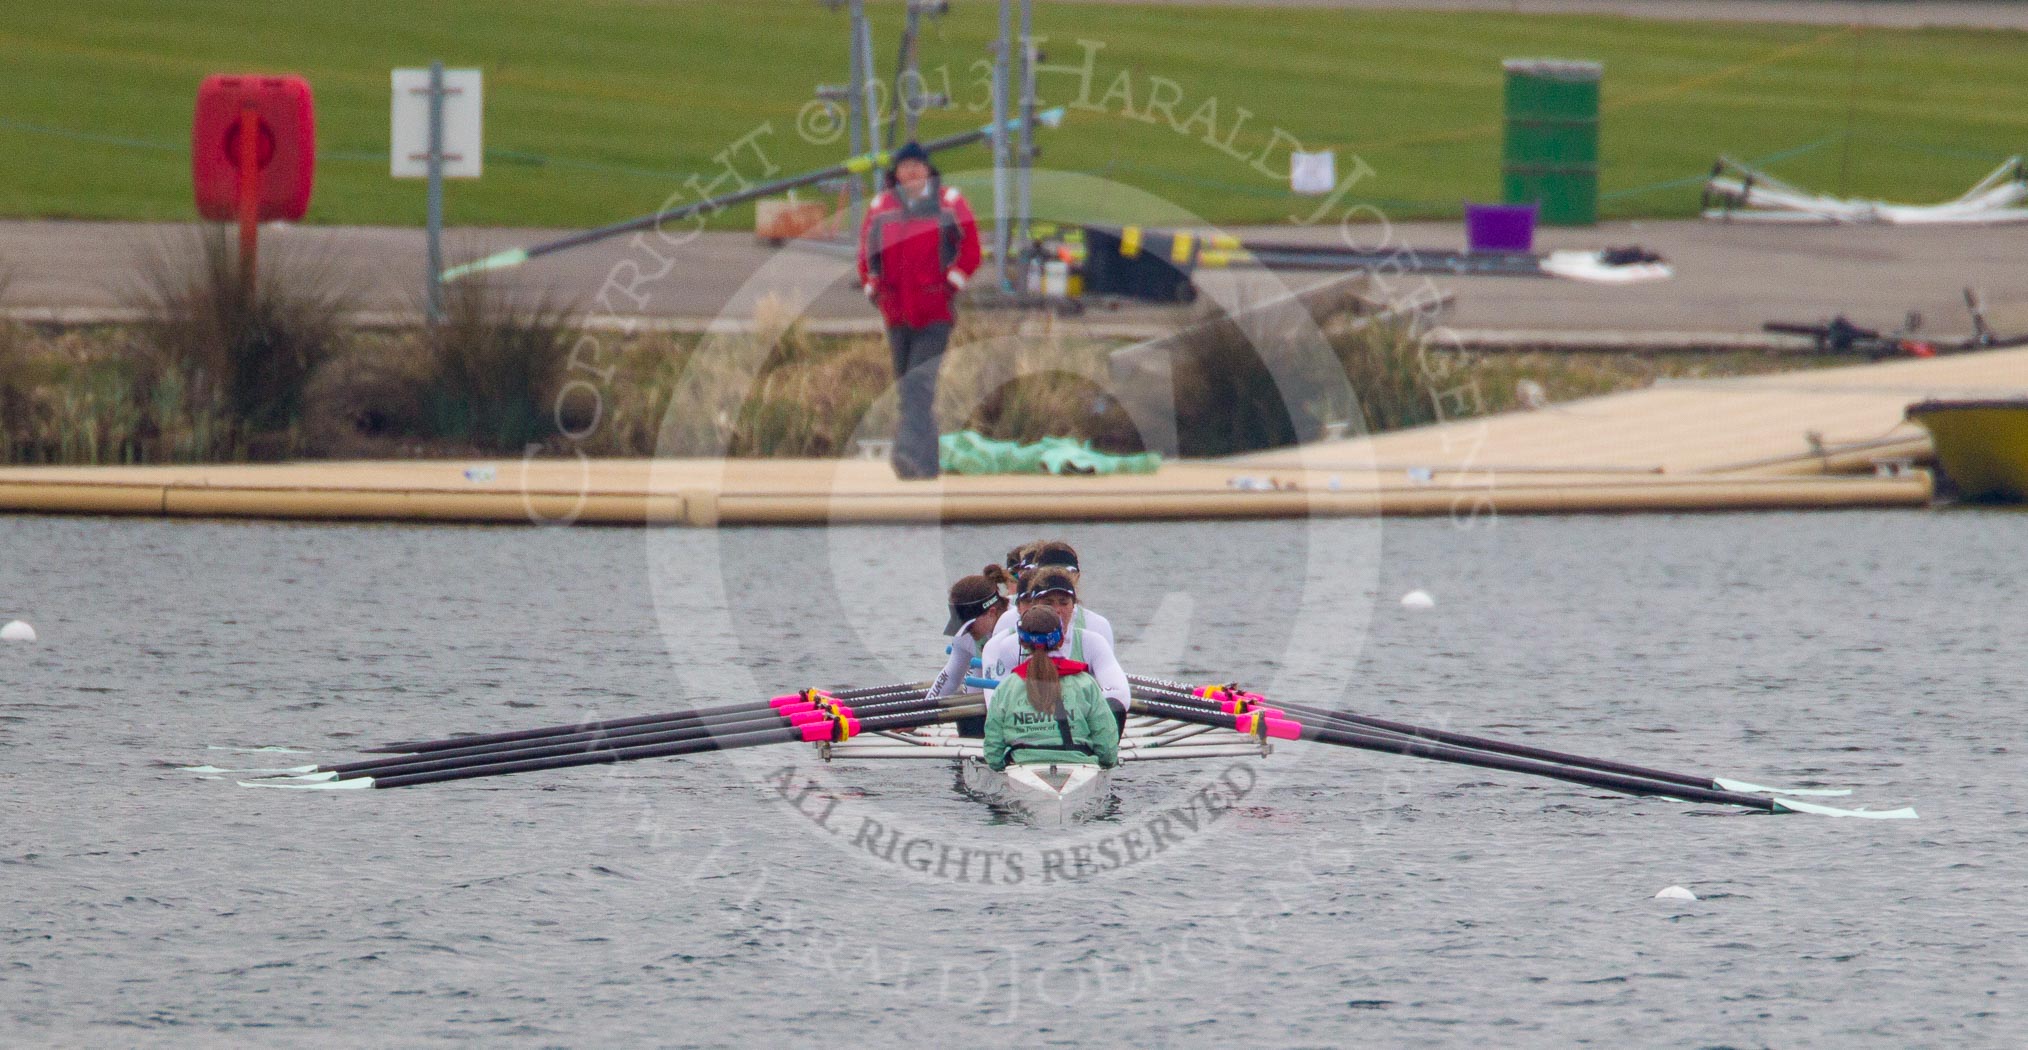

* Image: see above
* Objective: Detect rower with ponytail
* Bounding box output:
[983,608,1120,772]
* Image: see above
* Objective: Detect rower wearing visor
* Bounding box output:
[929,564,1015,702]
[987,539,1114,648]
[1004,540,1039,575]
[979,567,1130,730]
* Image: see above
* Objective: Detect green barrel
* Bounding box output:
[1501,59,1601,226]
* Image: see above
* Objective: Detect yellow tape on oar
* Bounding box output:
[844,151,894,175]
[1120,225,1142,258]
[1170,232,1195,265]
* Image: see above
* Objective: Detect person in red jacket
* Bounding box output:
[856,141,983,479]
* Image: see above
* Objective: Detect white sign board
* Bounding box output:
[391,68,482,178]
[1290,150,1336,195]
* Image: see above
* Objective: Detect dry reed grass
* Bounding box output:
[3,276,1845,465]
[128,227,354,457]
[0,327,235,464]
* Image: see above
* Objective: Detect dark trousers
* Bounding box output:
[886,322,951,479]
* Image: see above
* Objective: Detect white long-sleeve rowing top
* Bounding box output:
[928,621,988,698]
[978,626,1129,712]
[987,604,1115,648]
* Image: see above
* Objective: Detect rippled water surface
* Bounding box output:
[2,511,2021,1046]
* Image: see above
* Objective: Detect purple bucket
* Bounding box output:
[1465,202,1538,253]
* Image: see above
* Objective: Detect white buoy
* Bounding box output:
[0,620,35,642]
[1654,885,1697,901]
[1400,590,1435,609]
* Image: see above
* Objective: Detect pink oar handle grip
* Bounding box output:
[799,717,860,743]
[1233,713,1303,740]
[1190,685,1279,712]
[770,689,835,710]
[1233,691,1285,719]
[1261,717,1302,740]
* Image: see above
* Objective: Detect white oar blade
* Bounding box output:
[1713,777,1853,798]
[180,764,319,775]
[239,776,374,790]
[1772,797,1919,819]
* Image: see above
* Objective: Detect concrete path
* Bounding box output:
[5,218,2022,340]
[1058,1,2028,31]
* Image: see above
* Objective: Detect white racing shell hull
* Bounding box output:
[820,716,1267,824]
[959,757,1112,826]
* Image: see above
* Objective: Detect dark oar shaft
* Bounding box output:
[1080,224,1551,277]
[331,692,954,780]
[367,700,771,754]
[371,699,985,789]
[1125,694,1774,811]
[1274,700,1722,792]
[444,108,1063,279]
[1299,724,1776,810]
[1127,674,1730,793]
[368,681,930,754]
[344,689,929,771]
[520,117,1028,261]
[820,682,932,701]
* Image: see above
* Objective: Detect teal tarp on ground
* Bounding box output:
[938,430,1161,476]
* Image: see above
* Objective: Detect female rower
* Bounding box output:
[988,539,1114,647]
[983,607,1120,772]
[979,567,1130,727]
[928,564,1015,699]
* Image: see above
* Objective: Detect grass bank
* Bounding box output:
[3,2,2024,228]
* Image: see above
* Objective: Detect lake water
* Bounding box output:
[1,510,2021,1046]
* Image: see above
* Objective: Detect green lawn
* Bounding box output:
[2,0,2024,229]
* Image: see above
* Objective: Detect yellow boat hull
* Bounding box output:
[1908,399,2028,501]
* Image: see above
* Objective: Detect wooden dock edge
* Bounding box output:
[0,471,1931,526]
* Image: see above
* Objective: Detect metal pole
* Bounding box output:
[890,6,921,149]
[991,0,1012,290]
[856,6,880,160]
[426,59,446,323]
[1016,0,1036,286]
[845,1,867,216]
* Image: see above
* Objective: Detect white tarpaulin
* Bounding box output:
[1703,155,2028,225]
